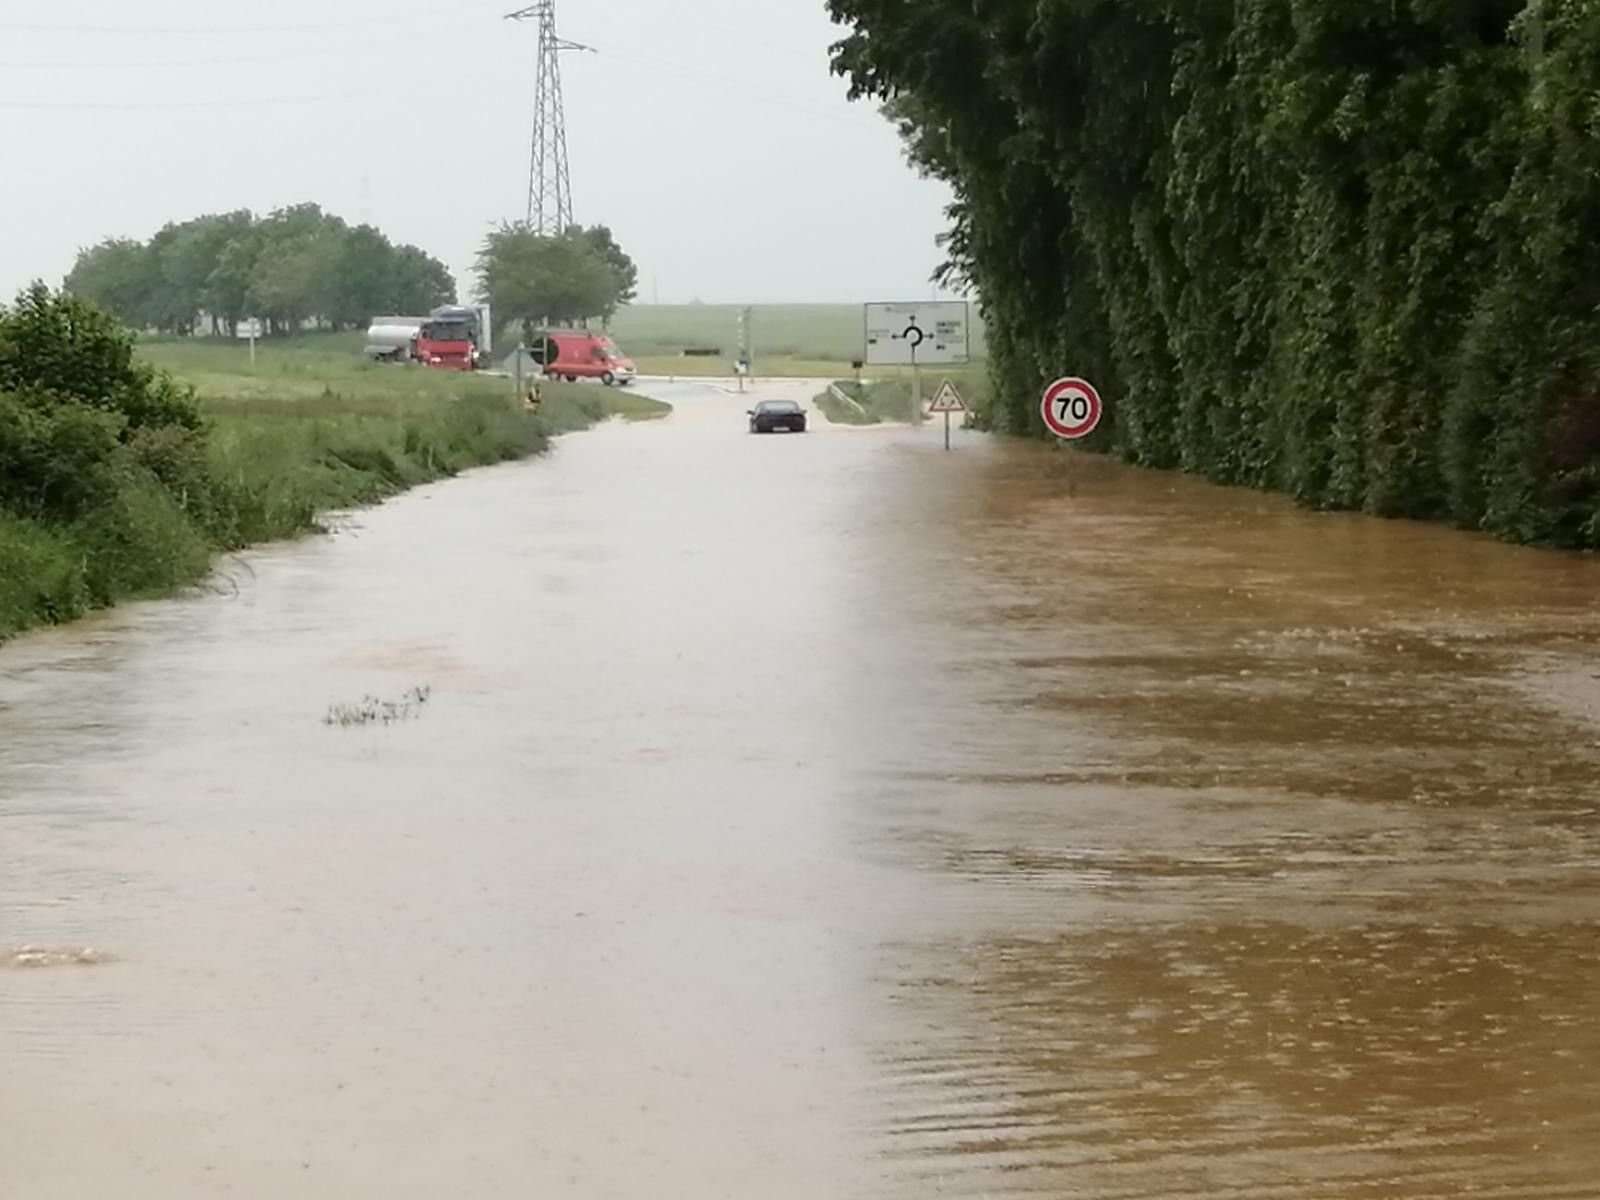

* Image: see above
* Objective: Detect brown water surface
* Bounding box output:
[3,380,1598,1197]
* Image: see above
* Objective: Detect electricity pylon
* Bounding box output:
[505,3,592,233]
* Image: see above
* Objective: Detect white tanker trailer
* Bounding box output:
[363,305,492,369]
[364,317,427,363]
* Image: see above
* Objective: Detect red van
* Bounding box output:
[535,330,638,386]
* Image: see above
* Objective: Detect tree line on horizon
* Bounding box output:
[64,204,457,338]
[65,205,644,349]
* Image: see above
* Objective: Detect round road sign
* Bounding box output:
[1041,377,1103,441]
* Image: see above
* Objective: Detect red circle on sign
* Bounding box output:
[1041,377,1103,440]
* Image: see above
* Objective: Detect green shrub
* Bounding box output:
[0,514,91,637]
[0,391,126,520]
[0,284,202,433]
[73,477,214,604]
[814,383,879,426]
[126,423,219,524]
[812,380,922,426]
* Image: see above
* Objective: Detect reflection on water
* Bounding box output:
[877,923,1600,1197]
[2,384,1598,1197]
[853,449,1600,1197]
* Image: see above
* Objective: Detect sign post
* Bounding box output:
[864,301,971,426]
[1040,377,1104,442]
[927,379,968,451]
[737,306,754,391]
[236,317,262,366]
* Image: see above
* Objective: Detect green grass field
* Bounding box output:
[140,330,669,537]
[140,332,666,423]
[605,303,988,379]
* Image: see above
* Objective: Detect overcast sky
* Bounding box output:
[0,0,959,306]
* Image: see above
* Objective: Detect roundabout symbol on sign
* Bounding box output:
[1041,377,1103,441]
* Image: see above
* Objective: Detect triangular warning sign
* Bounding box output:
[927,380,967,413]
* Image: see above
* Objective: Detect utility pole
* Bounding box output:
[505,3,592,234]
[745,307,755,382]
[737,306,754,389]
[910,345,922,424]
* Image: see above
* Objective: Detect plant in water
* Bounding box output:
[323,684,433,728]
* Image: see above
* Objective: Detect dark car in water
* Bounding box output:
[748,400,808,434]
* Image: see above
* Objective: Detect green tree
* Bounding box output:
[63,239,159,329]
[205,234,261,335]
[145,222,201,335]
[156,211,255,335]
[324,225,395,329]
[579,225,638,326]
[246,204,345,333]
[387,244,457,316]
[474,224,619,339]
[62,203,458,338]
[248,235,323,335]
[0,284,202,435]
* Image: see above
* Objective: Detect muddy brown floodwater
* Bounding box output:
[3,379,1599,1198]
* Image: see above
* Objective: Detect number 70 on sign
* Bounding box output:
[1041,377,1104,441]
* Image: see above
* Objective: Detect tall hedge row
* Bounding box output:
[829,0,1600,546]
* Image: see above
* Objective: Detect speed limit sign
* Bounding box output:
[1041,377,1103,441]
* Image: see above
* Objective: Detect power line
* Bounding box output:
[0,91,371,112]
[0,24,877,128]
[0,3,461,37]
[585,48,870,127]
[0,30,417,70]
[0,20,375,35]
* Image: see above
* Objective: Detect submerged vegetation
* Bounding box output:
[324,685,433,728]
[813,372,990,426]
[813,379,917,425]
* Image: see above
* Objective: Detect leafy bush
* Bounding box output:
[0,392,125,520]
[74,478,215,604]
[0,514,91,637]
[0,284,202,433]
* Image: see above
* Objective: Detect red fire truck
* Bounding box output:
[364,305,491,371]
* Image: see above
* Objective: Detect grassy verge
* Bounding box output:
[813,381,881,425]
[0,330,669,643]
[813,370,992,426]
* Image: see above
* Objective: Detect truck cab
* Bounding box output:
[417,305,494,371]
[365,305,492,371]
[416,316,478,371]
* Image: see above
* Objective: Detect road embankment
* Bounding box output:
[0,310,668,643]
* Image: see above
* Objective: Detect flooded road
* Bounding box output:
[3,378,1599,1198]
